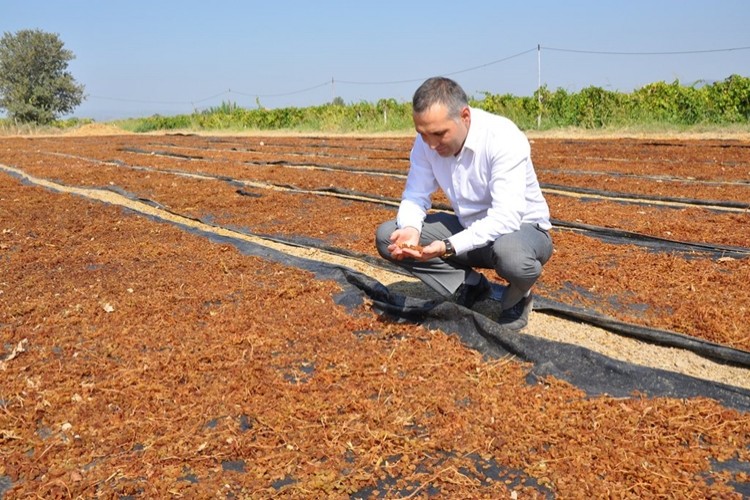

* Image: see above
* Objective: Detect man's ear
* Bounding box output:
[460,106,471,125]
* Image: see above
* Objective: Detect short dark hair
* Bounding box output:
[412,77,468,118]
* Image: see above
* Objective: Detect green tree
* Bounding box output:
[0,29,85,124]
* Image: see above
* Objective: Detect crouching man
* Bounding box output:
[375,77,553,330]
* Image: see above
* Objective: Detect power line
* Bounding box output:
[442,47,538,78]
[232,81,330,98]
[89,83,332,105]
[87,94,190,105]
[88,47,538,106]
[543,45,750,56]
[337,47,537,85]
[86,43,750,109]
[88,89,232,105]
[192,90,232,103]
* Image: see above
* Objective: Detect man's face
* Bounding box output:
[413,103,471,157]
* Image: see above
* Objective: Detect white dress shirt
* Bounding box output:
[397,107,551,256]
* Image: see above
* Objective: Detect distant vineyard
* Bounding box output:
[115,74,750,133]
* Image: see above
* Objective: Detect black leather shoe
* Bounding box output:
[497,294,533,330]
[450,275,491,309]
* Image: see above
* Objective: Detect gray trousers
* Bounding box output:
[375,212,553,309]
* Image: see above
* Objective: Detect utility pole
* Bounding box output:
[537,44,542,129]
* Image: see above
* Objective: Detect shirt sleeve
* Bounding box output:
[396,138,438,232]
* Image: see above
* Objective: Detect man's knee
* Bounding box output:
[494,250,542,284]
[375,220,397,258]
[492,231,545,284]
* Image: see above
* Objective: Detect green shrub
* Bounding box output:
[705,74,750,122]
[115,75,750,133]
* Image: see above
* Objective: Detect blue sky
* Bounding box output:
[3,1,749,121]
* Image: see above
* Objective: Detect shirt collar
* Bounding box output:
[459,106,479,157]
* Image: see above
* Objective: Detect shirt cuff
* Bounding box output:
[449,230,475,256]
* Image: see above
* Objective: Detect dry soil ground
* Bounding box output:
[1,126,749,498]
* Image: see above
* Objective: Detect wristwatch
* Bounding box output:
[442,239,456,258]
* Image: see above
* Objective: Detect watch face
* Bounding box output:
[443,239,454,255]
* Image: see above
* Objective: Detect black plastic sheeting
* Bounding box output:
[35,170,750,376]
[11,163,750,369]
[551,218,750,258]
[210,223,750,370]
[0,476,11,499]
[5,170,750,497]
[120,143,750,213]
[167,222,750,495]
[204,449,556,498]
[534,295,750,367]
[13,162,750,366]
[239,179,750,258]
[145,217,750,414]
[266,225,749,369]
[91,151,750,259]
[538,167,750,188]
[120,146,409,177]
[342,271,750,412]
[238,184,750,259]
[542,182,750,210]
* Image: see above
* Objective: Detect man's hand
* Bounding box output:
[387,227,421,260]
[387,228,448,261]
[419,240,448,260]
